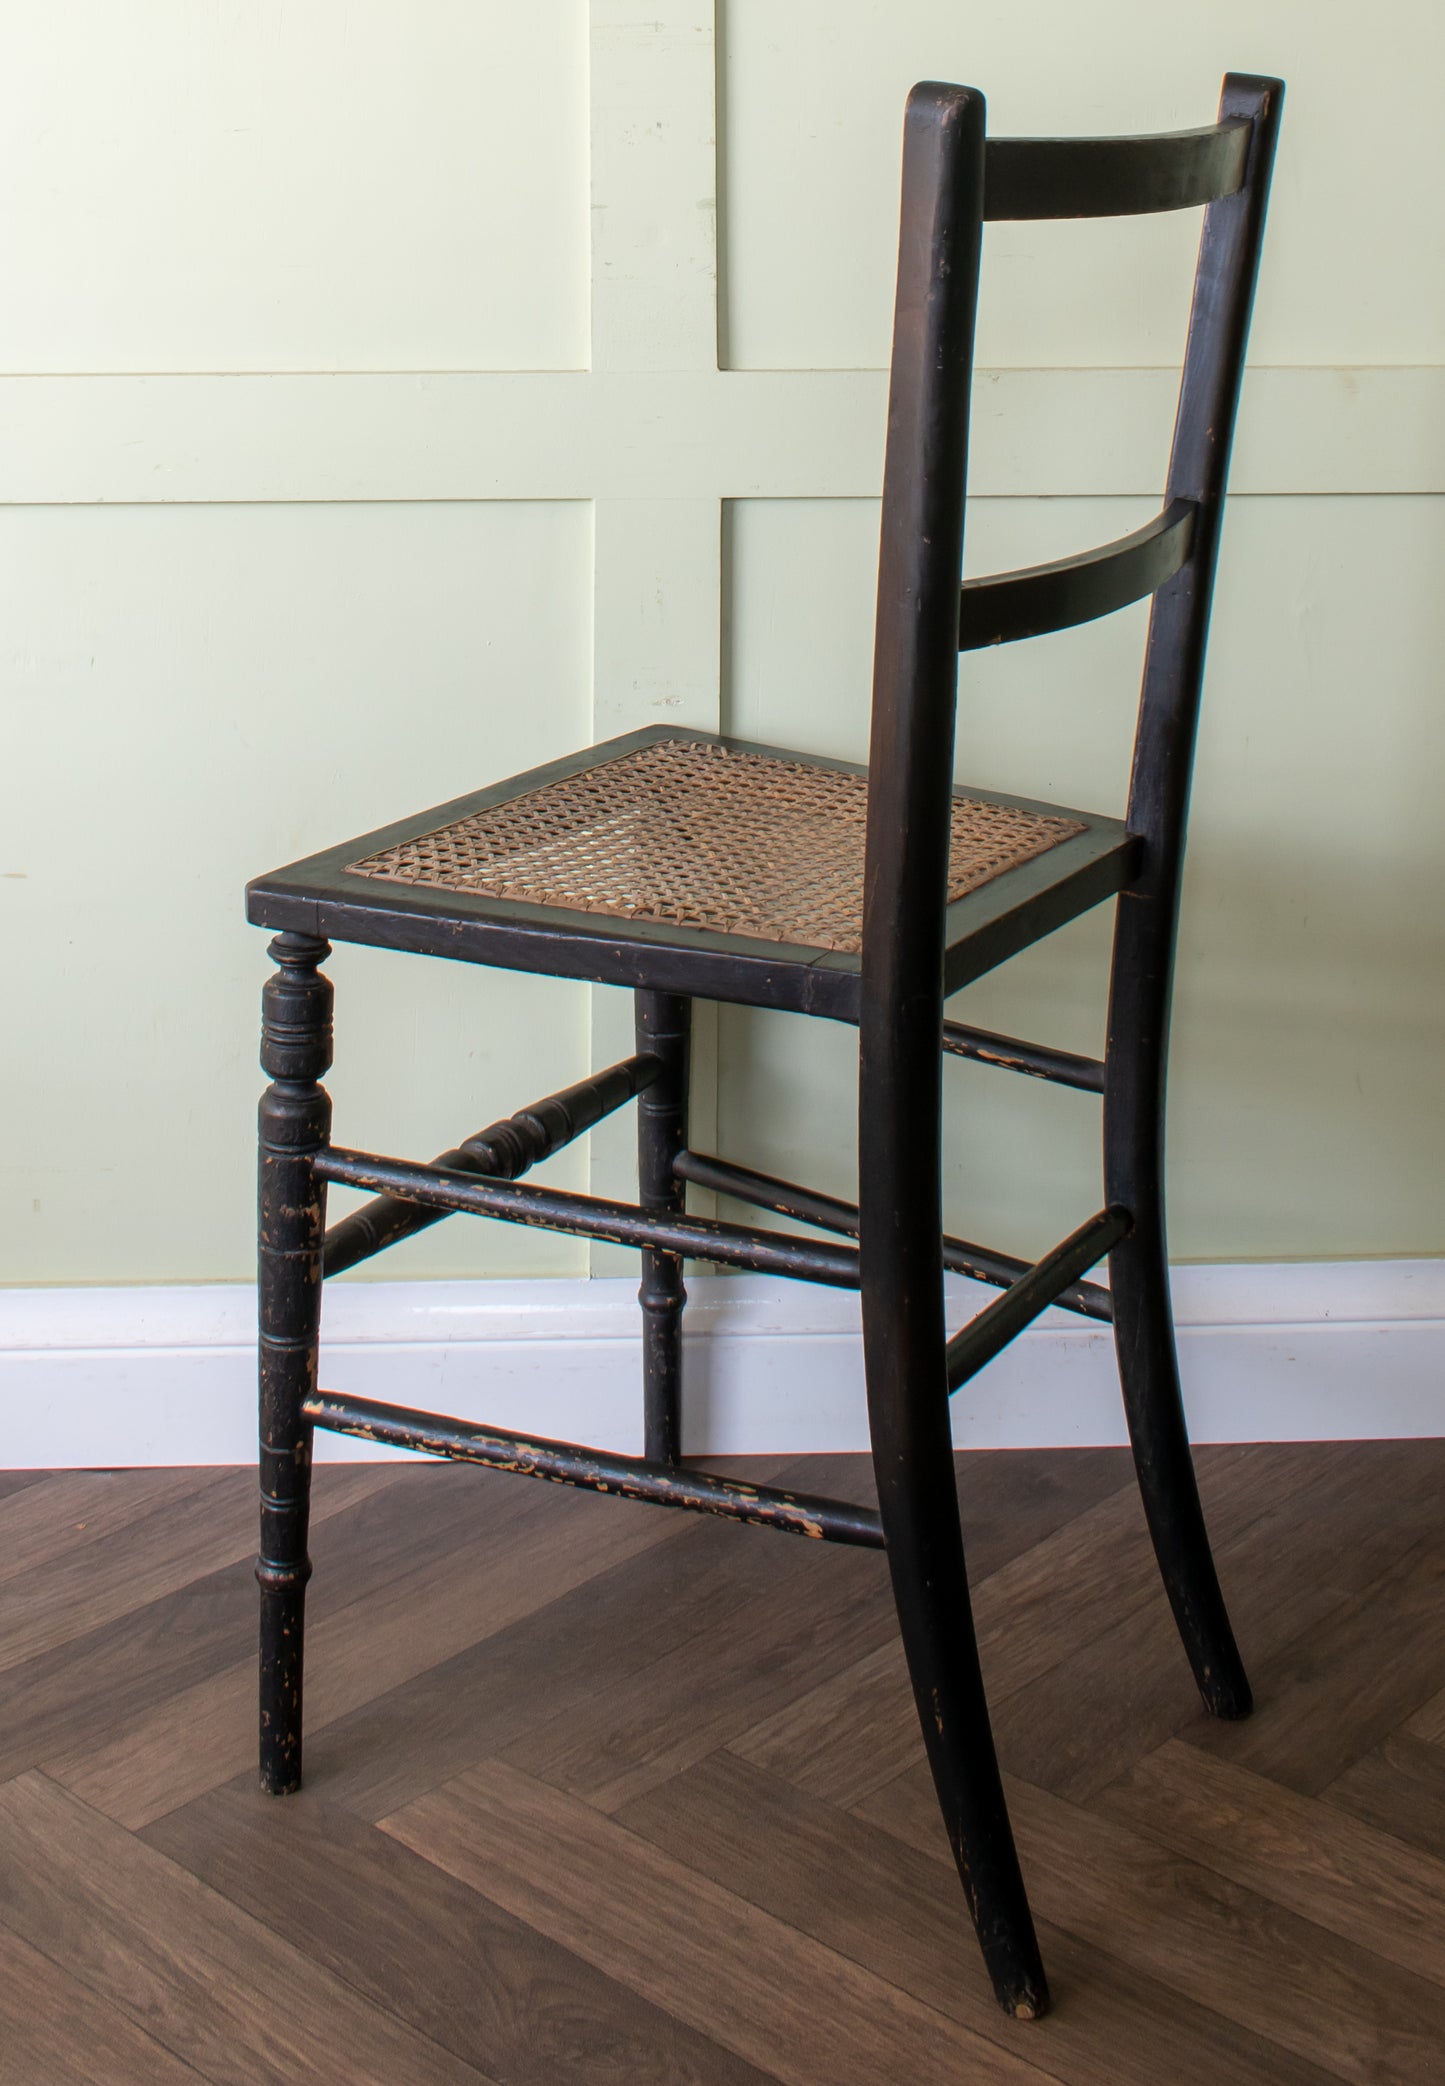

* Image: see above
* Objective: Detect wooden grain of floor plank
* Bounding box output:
[858,1762,1445,2086]
[985,1437,1437,1802]
[498,1527,897,1814]
[0,1443,1439,2084]
[1323,1731,1445,1864]
[618,1748,1343,2086]
[0,1470,51,1502]
[53,1472,686,1829]
[885,1445,1135,1580]
[730,1441,1331,1809]
[304,1501,833,1822]
[988,1556,1341,1805]
[109,1451,1125,1827]
[143,1778,774,2086]
[1187,1538,1445,1795]
[721,1445,1150,1802]
[20,1466,529,1794]
[0,1470,250,1674]
[0,1463,395,1675]
[1405,1683,1445,1747]
[1097,1738,1445,1989]
[0,1925,207,2084]
[0,1468,211,1587]
[381,1758,1056,2086]
[0,1772,492,2085]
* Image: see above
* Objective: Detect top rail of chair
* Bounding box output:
[982,120,1252,220]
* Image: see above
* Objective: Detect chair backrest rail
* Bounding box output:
[984,120,1250,220]
[959,497,1196,651]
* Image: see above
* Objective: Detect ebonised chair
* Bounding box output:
[248,72,1283,2018]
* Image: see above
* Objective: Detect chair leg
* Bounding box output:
[1104,946,1251,1719]
[257,931,333,1795]
[1108,1210,1253,1719]
[635,991,691,1465]
[863,1305,1050,2018]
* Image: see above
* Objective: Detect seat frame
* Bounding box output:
[248,725,1135,1022]
[251,71,1283,2021]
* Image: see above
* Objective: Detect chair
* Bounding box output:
[248,72,1283,2019]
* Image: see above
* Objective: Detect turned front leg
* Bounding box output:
[635,991,692,1465]
[257,930,332,1794]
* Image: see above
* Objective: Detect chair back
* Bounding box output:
[858,73,1284,1366]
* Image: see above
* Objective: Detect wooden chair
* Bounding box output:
[247,73,1283,2018]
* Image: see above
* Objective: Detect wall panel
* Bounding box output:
[1,0,1440,1293]
[0,500,593,1281]
[720,0,1445,370]
[721,493,1445,1260]
[0,3,590,372]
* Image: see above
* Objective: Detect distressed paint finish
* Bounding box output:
[256,931,332,1795]
[674,1146,1113,1319]
[635,992,692,1463]
[857,77,1283,2016]
[247,67,1286,2028]
[302,1389,884,1548]
[857,83,1048,2021]
[940,1018,1105,1095]
[1102,75,1285,1726]
[324,1052,662,1278]
[315,1146,863,1287]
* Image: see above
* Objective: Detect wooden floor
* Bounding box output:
[0,1440,1442,2082]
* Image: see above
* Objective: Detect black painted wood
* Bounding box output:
[959,500,1194,652]
[852,70,1280,2016]
[673,1148,1112,1321]
[635,993,691,1465]
[941,1019,1105,1094]
[324,1053,661,1277]
[303,1391,886,1549]
[1102,73,1284,1726]
[315,1146,863,1288]
[985,119,1251,220]
[944,1208,1129,1393]
[256,932,332,1796]
[246,66,1284,2030]
[858,81,1049,2021]
[246,725,1134,1024]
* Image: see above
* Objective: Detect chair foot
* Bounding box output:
[257,931,332,1794]
[258,1563,311,1795]
[870,1431,1051,2016]
[1111,1224,1253,1720]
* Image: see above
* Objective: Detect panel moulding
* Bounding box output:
[0,367,1437,505]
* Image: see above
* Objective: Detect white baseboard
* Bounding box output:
[0,1262,1441,1468]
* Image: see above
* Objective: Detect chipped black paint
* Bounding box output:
[257,930,331,1796]
[323,1051,663,1277]
[303,1390,885,1549]
[941,1018,1105,1095]
[315,1147,862,1288]
[673,1148,1114,1322]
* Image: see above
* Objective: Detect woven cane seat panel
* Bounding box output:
[345,738,1084,955]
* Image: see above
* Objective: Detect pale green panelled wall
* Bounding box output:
[2,501,596,1283]
[723,495,1445,1263]
[1,1,1441,1284]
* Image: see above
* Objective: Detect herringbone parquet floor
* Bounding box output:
[0,1441,1442,2082]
